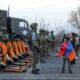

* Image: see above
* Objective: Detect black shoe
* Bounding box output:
[36,68,40,71]
[69,70,72,74]
[40,60,46,63]
[61,70,65,73]
[32,70,40,74]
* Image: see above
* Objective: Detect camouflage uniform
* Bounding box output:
[38,29,46,62]
[45,31,51,57]
[50,31,55,50]
[1,28,9,43]
[30,23,40,74]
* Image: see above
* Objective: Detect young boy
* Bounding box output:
[57,36,75,73]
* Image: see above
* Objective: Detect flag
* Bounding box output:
[59,41,76,61]
[64,41,73,58]
[68,49,76,61]
[58,41,68,56]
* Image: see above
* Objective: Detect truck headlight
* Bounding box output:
[23,30,27,35]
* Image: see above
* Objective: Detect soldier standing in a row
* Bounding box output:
[45,30,51,58]
[1,28,9,43]
[38,29,46,63]
[50,31,55,51]
[30,23,40,74]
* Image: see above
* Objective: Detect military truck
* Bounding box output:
[0,10,30,41]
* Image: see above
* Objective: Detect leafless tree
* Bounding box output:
[53,20,65,48]
[68,7,80,34]
[36,17,51,32]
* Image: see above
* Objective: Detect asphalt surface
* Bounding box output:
[0,51,80,80]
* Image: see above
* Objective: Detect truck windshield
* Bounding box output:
[19,22,27,28]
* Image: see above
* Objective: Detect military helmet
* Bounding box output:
[45,30,49,34]
[51,31,54,33]
[39,29,45,33]
[30,23,38,30]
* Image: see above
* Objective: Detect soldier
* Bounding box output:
[30,23,40,74]
[50,31,55,51]
[45,30,51,57]
[38,29,46,63]
[1,28,9,43]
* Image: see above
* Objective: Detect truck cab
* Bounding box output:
[7,17,30,41]
[0,10,30,41]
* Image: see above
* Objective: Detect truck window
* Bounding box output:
[19,22,28,28]
[19,22,25,27]
[24,22,27,28]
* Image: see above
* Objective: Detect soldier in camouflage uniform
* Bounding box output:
[38,29,46,63]
[50,31,55,51]
[30,23,40,74]
[45,30,51,58]
[1,28,9,43]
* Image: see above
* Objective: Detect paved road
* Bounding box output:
[0,51,80,80]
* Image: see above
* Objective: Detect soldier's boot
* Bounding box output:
[36,68,40,71]
[69,69,72,73]
[40,59,46,63]
[61,69,65,73]
[32,70,40,74]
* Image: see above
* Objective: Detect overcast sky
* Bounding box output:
[0,0,80,33]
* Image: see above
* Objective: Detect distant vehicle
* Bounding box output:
[0,10,30,41]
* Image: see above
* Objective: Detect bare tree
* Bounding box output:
[53,20,65,47]
[37,17,51,31]
[68,7,80,34]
